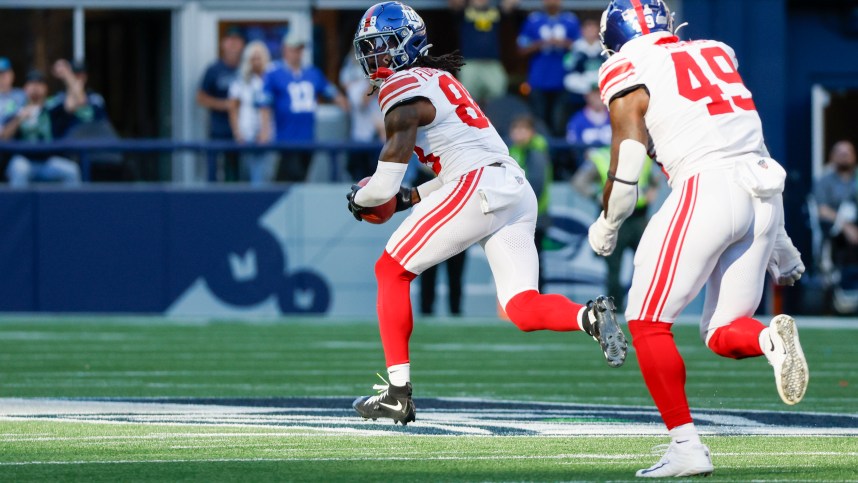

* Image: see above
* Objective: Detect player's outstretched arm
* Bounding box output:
[588,87,649,256]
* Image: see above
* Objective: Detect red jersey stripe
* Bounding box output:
[637,178,691,321]
[380,85,420,111]
[602,71,635,97]
[599,62,634,92]
[389,175,468,258]
[639,175,698,321]
[654,175,699,320]
[379,76,418,99]
[400,168,483,266]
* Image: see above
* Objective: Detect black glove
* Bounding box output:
[346,184,367,222]
[394,186,416,213]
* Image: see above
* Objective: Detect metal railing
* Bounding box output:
[0,139,593,182]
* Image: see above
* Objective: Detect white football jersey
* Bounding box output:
[377,67,515,183]
[599,31,767,186]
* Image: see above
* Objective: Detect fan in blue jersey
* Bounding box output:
[259,32,347,181]
[516,0,580,136]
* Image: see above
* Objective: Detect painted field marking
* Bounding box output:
[1,397,856,437]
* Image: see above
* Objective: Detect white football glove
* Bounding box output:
[767,229,805,286]
[588,211,620,257]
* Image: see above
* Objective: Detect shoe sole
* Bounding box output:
[637,468,713,478]
[771,315,809,405]
[595,297,627,368]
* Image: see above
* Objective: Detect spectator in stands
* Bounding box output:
[197,27,245,181]
[813,140,858,312]
[50,59,108,138]
[260,31,347,182]
[517,0,580,137]
[565,85,611,147]
[0,57,25,132]
[449,0,519,105]
[2,70,81,187]
[572,145,659,310]
[339,52,384,181]
[563,18,605,114]
[508,114,551,291]
[228,40,276,186]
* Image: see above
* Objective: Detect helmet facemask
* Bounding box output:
[354,27,415,83]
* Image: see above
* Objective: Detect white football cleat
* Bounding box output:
[636,441,714,478]
[763,314,809,405]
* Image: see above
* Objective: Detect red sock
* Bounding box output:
[628,320,692,430]
[707,316,766,359]
[504,290,584,332]
[375,251,417,367]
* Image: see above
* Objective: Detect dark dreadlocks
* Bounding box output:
[412,50,466,75]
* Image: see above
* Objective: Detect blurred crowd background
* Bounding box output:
[0,0,856,317]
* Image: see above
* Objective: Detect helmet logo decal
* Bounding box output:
[401,5,424,30]
[362,15,377,33]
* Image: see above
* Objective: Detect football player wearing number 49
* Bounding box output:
[590,0,809,477]
[346,1,629,426]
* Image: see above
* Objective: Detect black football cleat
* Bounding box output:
[582,296,628,368]
[353,375,416,426]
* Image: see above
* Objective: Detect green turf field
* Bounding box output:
[1,317,857,481]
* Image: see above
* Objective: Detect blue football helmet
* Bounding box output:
[600,0,673,55]
[354,2,430,79]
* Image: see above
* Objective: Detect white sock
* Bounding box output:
[577,306,589,330]
[669,423,702,446]
[387,363,410,387]
[759,327,772,353]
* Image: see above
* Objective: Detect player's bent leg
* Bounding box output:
[705,316,766,359]
[504,290,583,332]
[504,291,626,367]
[763,314,809,405]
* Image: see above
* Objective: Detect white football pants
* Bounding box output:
[385,163,540,307]
[625,169,782,339]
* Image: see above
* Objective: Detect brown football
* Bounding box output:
[356,177,396,224]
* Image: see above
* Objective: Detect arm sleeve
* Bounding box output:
[603,139,647,227]
[354,161,408,207]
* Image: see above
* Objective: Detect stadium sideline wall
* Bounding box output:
[0,185,634,318]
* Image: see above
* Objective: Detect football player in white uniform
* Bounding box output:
[589,0,808,477]
[347,1,628,426]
